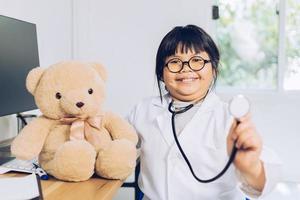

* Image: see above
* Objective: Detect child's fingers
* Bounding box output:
[235,130,253,149]
[238,113,252,123]
[231,121,252,141]
[227,120,238,154]
[235,128,262,152]
[235,120,254,137]
[239,136,258,150]
[228,120,238,139]
[229,119,237,132]
[238,112,251,123]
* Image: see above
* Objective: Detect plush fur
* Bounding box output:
[11,61,138,182]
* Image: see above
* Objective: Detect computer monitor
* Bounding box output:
[0,15,39,117]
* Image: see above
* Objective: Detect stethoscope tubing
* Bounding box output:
[168,101,238,183]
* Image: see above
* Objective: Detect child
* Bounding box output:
[128,25,281,200]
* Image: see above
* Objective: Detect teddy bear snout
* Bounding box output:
[76,102,85,108]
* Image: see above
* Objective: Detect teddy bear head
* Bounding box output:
[26,61,107,120]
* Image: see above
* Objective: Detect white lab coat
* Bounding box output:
[128,92,282,200]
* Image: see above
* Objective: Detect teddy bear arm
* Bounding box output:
[11,116,54,160]
[103,112,138,145]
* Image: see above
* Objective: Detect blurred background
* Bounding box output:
[0,0,299,199]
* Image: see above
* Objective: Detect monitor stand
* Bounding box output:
[0,138,15,165]
[0,113,36,165]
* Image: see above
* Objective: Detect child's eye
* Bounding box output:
[171,60,179,64]
[191,57,204,64]
[88,88,93,94]
[191,58,202,62]
[169,59,181,64]
[55,92,62,99]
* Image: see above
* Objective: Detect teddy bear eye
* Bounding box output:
[55,92,62,99]
[88,88,93,94]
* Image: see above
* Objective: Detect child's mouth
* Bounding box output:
[176,77,199,82]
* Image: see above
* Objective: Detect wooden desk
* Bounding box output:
[0,139,123,200]
[0,173,123,200]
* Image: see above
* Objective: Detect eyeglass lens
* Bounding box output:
[166,56,207,73]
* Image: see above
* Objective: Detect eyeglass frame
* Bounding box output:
[164,56,211,73]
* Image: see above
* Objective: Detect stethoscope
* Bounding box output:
[168,94,250,183]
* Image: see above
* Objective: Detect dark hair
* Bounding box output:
[155,24,220,101]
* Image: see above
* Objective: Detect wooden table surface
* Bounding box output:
[1,173,123,200]
[0,139,123,200]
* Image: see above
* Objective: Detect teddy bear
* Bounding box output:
[11,61,138,182]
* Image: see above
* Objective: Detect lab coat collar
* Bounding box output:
[153,91,221,147]
[151,91,220,112]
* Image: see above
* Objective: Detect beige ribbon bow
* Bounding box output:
[59,115,103,147]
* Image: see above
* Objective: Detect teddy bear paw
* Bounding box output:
[52,140,96,181]
[95,139,137,180]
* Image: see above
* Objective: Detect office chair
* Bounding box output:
[121,162,143,200]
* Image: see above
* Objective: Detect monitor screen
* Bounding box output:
[0,15,39,117]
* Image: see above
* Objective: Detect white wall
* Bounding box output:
[72,0,213,115]
[0,0,73,140]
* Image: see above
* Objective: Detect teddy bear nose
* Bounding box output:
[76,102,84,108]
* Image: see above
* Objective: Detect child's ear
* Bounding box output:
[90,62,107,82]
[26,67,45,95]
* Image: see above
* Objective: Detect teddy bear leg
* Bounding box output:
[95,139,137,180]
[50,140,96,182]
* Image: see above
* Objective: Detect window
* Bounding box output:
[215,0,300,91]
[284,0,300,90]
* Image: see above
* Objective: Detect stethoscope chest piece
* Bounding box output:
[229,95,250,120]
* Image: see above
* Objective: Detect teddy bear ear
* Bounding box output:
[90,62,107,82]
[26,67,45,95]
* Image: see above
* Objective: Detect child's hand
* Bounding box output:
[227,113,265,191]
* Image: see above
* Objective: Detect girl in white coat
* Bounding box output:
[128,25,281,200]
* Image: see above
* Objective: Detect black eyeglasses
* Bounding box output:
[165,56,211,73]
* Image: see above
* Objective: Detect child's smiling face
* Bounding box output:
[163,47,215,102]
